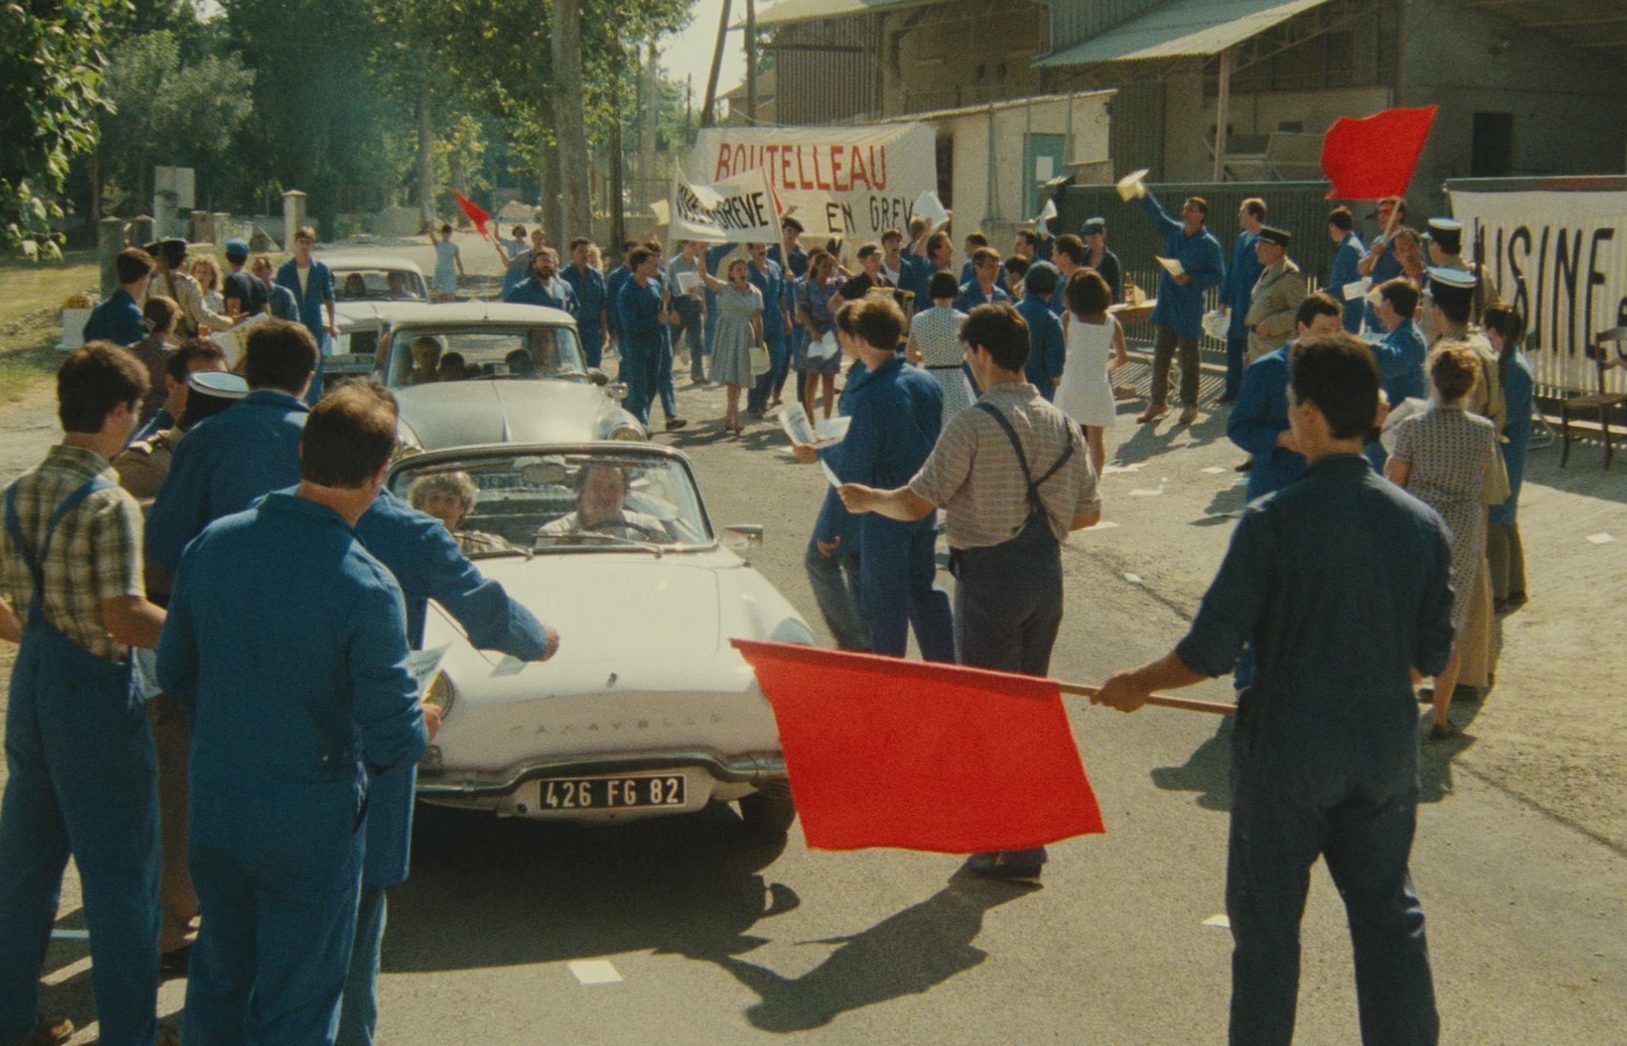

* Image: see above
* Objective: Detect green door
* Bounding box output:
[1024,133,1067,219]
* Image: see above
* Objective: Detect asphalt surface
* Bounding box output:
[6,234,1624,1043]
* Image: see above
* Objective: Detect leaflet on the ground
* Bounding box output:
[407,643,451,698]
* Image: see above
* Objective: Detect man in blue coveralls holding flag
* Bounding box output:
[1127,182,1225,425]
[0,343,170,1046]
[159,384,430,1045]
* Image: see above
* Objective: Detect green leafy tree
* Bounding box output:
[0,0,122,257]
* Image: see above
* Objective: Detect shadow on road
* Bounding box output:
[1150,716,1234,812]
[714,874,1038,1033]
[386,803,797,974]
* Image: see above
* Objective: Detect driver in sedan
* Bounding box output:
[538,464,667,541]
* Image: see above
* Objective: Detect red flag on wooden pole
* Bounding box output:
[453,189,491,238]
[1319,105,1439,200]
[732,640,1105,853]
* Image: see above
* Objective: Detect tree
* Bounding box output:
[0,0,121,257]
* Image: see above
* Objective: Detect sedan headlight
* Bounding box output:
[395,424,424,460]
[424,670,454,718]
[608,423,644,442]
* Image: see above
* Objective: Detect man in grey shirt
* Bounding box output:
[838,302,1102,881]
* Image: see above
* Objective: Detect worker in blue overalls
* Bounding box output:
[144,320,317,592]
[1128,183,1226,425]
[158,384,429,1045]
[615,246,674,428]
[1327,206,1367,334]
[1016,263,1065,401]
[1219,199,1266,403]
[796,297,953,661]
[502,247,579,314]
[336,486,558,1046]
[561,237,609,369]
[274,226,338,404]
[0,344,169,1046]
[744,241,789,417]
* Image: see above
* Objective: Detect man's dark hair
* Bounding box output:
[1003,255,1030,279]
[964,232,988,249]
[300,382,399,488]
[627,247,655,269]
[1064,268,1112,317]
[569,236,591,251]
[1023,261,1058,296]
[620,239,639,254]
[925,231,952,259]
[1328,205,1354,232]
[881,227,903,244]
[928,270,959,300]
[142,295,178,335]
[164,339,227,383]
[116,247,155,286]
[1053,234,1086,266]
[960,303,1029,372]
[971,246,1002,269]
[1014,229,1040,248]
[1295,290,1342,330]
[1433,287,1473,326]
[1186,196,1209,218]
[1288,333,1379,440]
[1242,197,1267,221]
[847,297,905,351]
[58,342,149,433]
[641,238,663,254]
[243,319,318,393]
[1379,278,1419,320]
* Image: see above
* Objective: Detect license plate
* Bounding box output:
[538,773,687,811]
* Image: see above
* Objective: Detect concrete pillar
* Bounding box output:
[153,191,179,239]
[190,210,213,243]
[98,217,126,295]
[283,190,308,249]
[128,215,155,247]
[213,212,232,245]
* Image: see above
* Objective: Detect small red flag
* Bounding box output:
[733,640,1105,853]
[453,189,491,237]
[1320,105,1439,200]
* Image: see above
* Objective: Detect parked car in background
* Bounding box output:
[393,442,812,835]
[375,302,644,449]
[321,254,431,303]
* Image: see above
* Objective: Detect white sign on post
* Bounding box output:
[691,124,938,243]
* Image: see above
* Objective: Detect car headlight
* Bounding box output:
[608,423,644,442]
[424,670,454,718]
[395,425,424,460]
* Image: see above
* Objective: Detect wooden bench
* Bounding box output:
[1559,327,1627,467]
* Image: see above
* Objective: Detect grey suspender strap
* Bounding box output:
[974,402,1075,523]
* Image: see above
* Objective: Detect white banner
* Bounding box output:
[669,169,780,244]
[1450,188,1627,393]
[690,124,938,242]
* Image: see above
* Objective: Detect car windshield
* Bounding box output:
[333,269,427,302]
[387,325,586,386]
[389,450,712,554]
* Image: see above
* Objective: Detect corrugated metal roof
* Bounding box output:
[755,0,949,29]
[1035,0,1334,67]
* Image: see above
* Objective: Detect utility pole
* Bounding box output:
[700,0,733,128]
[552,0,591,238]
[745,0,758,124]
[640,38,659,204]
[609,51,626,251]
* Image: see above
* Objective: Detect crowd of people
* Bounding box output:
[11,177,1539,1044]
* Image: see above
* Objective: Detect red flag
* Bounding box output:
[453,189,491,238]
[733,640,1104,853]
[1319,105,1439,200]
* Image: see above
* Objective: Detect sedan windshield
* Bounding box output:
[389,450,711,554]
[388,325,585,386]
[333,269,428,302]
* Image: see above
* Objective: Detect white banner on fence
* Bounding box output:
[691,124,938,242]
[670,169,780,244]
[1449,188,1627,393]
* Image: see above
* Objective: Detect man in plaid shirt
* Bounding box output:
[0,342,171,1046]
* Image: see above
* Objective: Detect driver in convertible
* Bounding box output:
[538,463,667,540]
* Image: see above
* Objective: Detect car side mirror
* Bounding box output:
[586,367,610,386]
[724,524,764,553]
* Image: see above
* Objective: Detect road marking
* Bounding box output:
[1586,532,1614,545]
[1202,914,1231,929]
[568,959,623,986]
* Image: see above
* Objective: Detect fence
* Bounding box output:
[1057,179,1361,358]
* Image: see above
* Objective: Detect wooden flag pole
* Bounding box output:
[1056,681,1236,716]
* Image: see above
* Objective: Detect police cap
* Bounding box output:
[1257,225,1291,247]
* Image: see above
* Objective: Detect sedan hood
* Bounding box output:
[396,381,618,449]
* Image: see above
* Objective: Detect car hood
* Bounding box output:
[429,554,723,665]
[395,380,617,449]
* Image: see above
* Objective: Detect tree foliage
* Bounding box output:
[1,0,122,257]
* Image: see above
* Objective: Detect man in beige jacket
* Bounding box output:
[1243,226,1307,362]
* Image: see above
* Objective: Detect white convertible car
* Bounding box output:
[391,442,815,834]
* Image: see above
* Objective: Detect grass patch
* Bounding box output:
[0,250,101,402]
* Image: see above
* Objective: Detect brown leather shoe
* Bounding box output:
[1178,406,1200,425]
[1135,404,1168,424]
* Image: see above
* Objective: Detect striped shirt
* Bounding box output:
[910,381,1101,550]
[0,445,146,661]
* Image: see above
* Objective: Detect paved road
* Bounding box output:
[6,238,1625,1042]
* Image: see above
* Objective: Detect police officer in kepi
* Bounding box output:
[158,384,430,1045]
[1096,333,1454,1045]
[0,343,170,1046]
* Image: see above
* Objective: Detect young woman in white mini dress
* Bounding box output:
[1055,268,1128,478]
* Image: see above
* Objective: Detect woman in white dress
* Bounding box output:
[906,270,974,425]
[1055,268,1128,478]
